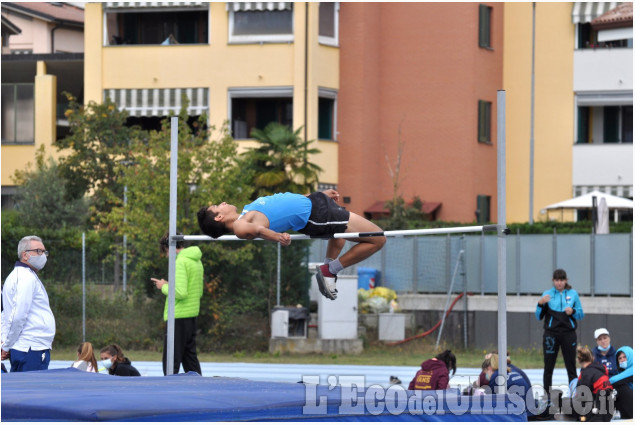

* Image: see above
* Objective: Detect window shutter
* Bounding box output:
[478,4,491,48]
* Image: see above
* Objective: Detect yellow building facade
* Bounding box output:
[503,3,576,223]
[83,2,339,186]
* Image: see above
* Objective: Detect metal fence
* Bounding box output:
[308,231,633,296]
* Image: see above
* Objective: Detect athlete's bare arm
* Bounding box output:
[232,215,291,246]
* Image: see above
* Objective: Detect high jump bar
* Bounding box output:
[173,224,510,242]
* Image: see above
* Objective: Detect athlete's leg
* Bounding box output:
[337,212,386,267]
[316,213,385,300]
[326,238,346,261]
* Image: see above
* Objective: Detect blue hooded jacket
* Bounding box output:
[535,286,583,332]
[610,346,633,389]
[592,345,618,377]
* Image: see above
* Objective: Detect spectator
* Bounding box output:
[592,328,618,377]
[99,344,140,376]
[1,236,56,372]
[482,354,535,418]
[609,346,633,419]
[535,268,583,391]
[573,346,614,422]
[151,232,203,376]
[478,350,532,389]
[71,342,98,373]
[408,349,456,390]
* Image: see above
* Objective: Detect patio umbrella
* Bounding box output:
[544,190,634,210]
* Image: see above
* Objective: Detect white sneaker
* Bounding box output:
[315,264,338,300]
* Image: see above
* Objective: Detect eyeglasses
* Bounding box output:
[25,249,49,257]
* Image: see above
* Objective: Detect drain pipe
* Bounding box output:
[50,23,63,53]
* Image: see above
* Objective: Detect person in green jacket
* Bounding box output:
[152,233,204,376]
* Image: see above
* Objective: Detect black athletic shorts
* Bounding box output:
[299,192,350,237]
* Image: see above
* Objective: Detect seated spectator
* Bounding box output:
[482,354,536,419]
[592,328,618,377]
[573,346,614,422]
[408,349,456,390]
[71,342,98,373]
[609,346,633,419]
[478,350,532,389]
[464,358,490,395]
[99,344,140,377]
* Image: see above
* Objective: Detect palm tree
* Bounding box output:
[242,122,323,199]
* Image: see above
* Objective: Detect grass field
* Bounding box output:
[52,339,565,369]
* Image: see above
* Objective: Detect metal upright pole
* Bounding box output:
[497,90,508,392]
[277,243,281,306]
[461,237,468,349]
[82,232,86,342]
[123,185,127,292]
[166,116,179,375]
[529,2,536,224]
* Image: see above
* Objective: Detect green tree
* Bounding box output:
[241,123,322,199]
[97,108,253,288]
[53,93,146,217]
[12,145,89,229]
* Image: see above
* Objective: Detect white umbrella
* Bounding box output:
[597,197,610,234]
[544,190,634,210]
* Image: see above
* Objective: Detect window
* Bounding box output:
[228,3,293,44]
[604,106,633,144]
[577,105,632,144]
[476,195,490,223]
[576,22,632,49]
[318,88,337,140]
[477,100,491,143]
[105,7,209,45]
[229,88,293,139]
[1,83,34,144]
[478,4,492,48]
[318,2,339,46]
[576,106,590,144]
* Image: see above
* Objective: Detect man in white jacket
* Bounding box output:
[1,236,56,372]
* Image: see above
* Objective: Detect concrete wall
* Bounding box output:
[402,294,633,350]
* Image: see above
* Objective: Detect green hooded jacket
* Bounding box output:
[161,246,204,320]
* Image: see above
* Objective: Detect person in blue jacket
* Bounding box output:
[483,354,535,419]
[592,328,618,377]
[535,268,584,391]
[610,346,633,419]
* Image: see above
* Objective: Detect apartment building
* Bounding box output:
[572,2,633,221]
[337,3,502,223]
[3,2,631,224]
[83,2,340,190]
[504,2,632,223]
[1,2,84,208]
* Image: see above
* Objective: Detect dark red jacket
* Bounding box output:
[408,359,449,390]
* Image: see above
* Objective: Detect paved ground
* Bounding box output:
[47,360,570,395]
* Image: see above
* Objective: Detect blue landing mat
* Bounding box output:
[1,368,527,421]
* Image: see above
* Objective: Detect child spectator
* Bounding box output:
[71,342,98,373]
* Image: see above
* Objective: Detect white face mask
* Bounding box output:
[619,361,628,369]
[27,254,47,271]
[101,358,113,370]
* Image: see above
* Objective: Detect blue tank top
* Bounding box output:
[240,193,312,232]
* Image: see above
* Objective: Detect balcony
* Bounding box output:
[572,143,633,187]
[574,48,633,93]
